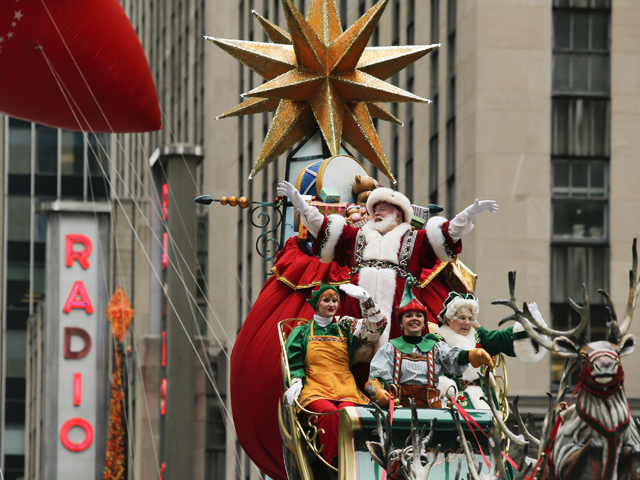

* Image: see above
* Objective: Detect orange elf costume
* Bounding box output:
[285,284,387,465]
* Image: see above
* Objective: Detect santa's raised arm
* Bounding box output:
[277,181,498,362]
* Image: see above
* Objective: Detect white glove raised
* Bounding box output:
[277,181,308,212]
[462,199,499,219]
[285,378,303,406]
[339,283,370,302]
[527,302,548,328]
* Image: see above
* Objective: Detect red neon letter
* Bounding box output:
[65,234,92,269]
[64,327,92,359]
[73,373,82,406]
[160,379,167,415]
[162,183,169,220]
[162,331,167,366]
[162,233,168,269]
[60,418,94,451]
[63,281,94,314]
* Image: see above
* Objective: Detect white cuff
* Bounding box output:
[447,211,474,242]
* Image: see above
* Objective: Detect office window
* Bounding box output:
[550,1,610,388]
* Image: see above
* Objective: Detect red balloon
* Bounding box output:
[0,0,161,133]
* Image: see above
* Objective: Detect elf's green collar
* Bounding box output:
[389,334,440,354]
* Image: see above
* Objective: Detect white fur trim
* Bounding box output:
[465,385,489,409]
[513,322,548,364]
[436,325,480,381]
[366,188,413,223]
[361,222,410,263]
[426,216,453,262]
[437,376,458,400]
[319,214,347,263]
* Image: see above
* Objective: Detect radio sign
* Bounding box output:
[43,204,110,480]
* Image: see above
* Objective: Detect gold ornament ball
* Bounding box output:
[220,196,229,205]
[229,196,238,206]
[238,196,250,208]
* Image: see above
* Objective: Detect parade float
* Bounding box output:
[202,1,640,479]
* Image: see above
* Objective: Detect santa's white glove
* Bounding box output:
[462,199,499,219]
[527,302,548,329]
[285,378,303,406]
[339,283,370,302]
[277,181,308,212]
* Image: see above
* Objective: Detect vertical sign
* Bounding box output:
[43,204,110,480]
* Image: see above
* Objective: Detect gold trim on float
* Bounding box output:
[278,400,316,480]
[418,260,449,289]
[272,266,350,290]
[338,407,363,480]
[419,258,478,293]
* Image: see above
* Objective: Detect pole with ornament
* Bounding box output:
[104,287,134,480]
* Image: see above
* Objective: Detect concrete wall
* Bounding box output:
[610,1,640,397]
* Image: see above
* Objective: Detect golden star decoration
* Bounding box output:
[206,0,439,182]
[106,287,134,342]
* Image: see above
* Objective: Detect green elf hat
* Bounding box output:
[306,284,339,312]
[395,277,428,323]
[438,292,478,326]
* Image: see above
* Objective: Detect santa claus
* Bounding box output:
[277,181,498,362]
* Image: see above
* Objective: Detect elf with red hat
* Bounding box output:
[365,279,494,408]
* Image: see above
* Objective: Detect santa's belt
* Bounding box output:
[351,260,412,279]
[459,379,479,390]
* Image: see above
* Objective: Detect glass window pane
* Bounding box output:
[591,13,609,51]
[553,12,571,49]
[35,125,58,174]
[8,118,31,175]
[87,133,110,176]
[589,54,609,93]
[61,131,85,175]
[7,197,31,242]
[6,280,30,310]
[553,200,605,239]
[571,54,589,91]
[590,161,605,189]
[6,331,27,378]
[572,13,589,49]
[591,100,610,156]
[572,161,588,189]
[4,426,26,455]
[552,99,569,156]
[553,53,570,92]
[553,161,570,190]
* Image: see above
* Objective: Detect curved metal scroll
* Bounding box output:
[250,201,284,262]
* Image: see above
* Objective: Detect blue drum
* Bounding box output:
[295,160,323,197]
[295,155,369,203]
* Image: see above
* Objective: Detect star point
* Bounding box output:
[14,10,23,20]
[208,0,437,180]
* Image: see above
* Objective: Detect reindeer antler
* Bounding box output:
[478,369,529,448]
[401,399,441,480]
[594,239,639,342]
[451,409,483,480]
[493,272,590,348]
[621,238,640,335]
[509,397,541,448]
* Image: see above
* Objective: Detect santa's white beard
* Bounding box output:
[369,215,401,234]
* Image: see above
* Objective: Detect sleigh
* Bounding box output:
[277,318,497,480]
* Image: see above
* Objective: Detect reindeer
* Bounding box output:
[365,400,440,480]
[490,239,640,480]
